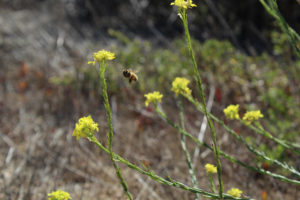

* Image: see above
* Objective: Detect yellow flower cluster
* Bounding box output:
[48,190,71,200]
[227,188,243,198]
[73,116,99,140]
[223,105,240,120]
[170,0,197,9]
[144,91,163,106]
[205,163,217,174]
[171,77,192,96]
[243,110,264,125]
[88,50,115,66]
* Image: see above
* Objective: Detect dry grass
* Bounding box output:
[0,2,299,200]
[0,66,298,199]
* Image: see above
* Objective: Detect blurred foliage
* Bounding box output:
[271,29,300,60]
[70,0,300,53]
[2,0,300,53]
[50,29,300,165]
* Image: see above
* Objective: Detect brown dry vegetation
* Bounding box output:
[0,1,299,200]
[2,65,299,200]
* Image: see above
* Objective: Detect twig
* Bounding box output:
[91,136,254,200]
[186,95,300,177]
[5,147,15,164]
[99,61,133,199]
[180,8,224,197]
[178,97,199,200]
[111,95,119,135]
[154,106,300,185]
[193,84,215,165]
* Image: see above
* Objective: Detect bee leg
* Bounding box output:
[129,78,132,83]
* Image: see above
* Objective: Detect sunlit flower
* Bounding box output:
[171,0,187,9]
[223,105,240,120]
[48,190,71,200]
[205,163,217,174]
[73,116,99,140]
[227,188,243,198]
[144,91,163,107]
[88,50,115,64]
[170,0,196,9]
[171,77,192,96]
[243,110,264,125]
[186,0,197,8]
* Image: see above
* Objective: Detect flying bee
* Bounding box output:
[123,69,138,83]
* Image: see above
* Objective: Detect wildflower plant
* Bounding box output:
[242,110,264,125]
[144,91,163,107]
[227,188,243,198]
[66,1,300,200]
[171,77,199,199]
[171,0,224,198]
[81,49,133,199]
[73,115,99,141]
[259,0,300,57]
[48,190,71,200]
[88,49,116,66]
[224,105,240,120]
[205,163,217,193]
[171,77,192,97]
[170,0,197,10]
[205,163,217,174]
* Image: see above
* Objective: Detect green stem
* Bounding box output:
[185,94,300,177]
[259,0,300,57]
[90,136,254,200]
[249,122,300,155]
[99,62,133,200]
[208,174,216,194]
[178,97,199,200]
[154,106,300,185]
[180,9,223,198]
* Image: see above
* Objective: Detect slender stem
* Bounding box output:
[180,9,223,198]
[178,97,199,200]
[249,122,300,155]
[90,136,254,200]
[154,106,300,185]
[184,94,300,177]
[208,174,216,194]
[99,62,133,200]
[259,0,300,57]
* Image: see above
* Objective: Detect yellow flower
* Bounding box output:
[243,110,264,125]
[48,190,71,200]
[223,105,240,120]
[73,116,99,140]
[171,77,192,96]
[171,0,187,9]
[227,188,243,198]
[186,0,197,8]
[144,91,163,107]
[170,0,196,9]
[205,163,217,174]
[88,50,115,64]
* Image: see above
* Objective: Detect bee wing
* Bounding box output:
[126,67,140,74]
[134,67,141,73]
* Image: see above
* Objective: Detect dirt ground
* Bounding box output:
[0,1,299,200]
[1,64,299,200]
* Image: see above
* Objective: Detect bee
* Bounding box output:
[123,69,138,83]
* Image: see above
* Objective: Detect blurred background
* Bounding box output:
[0,0,299,199]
